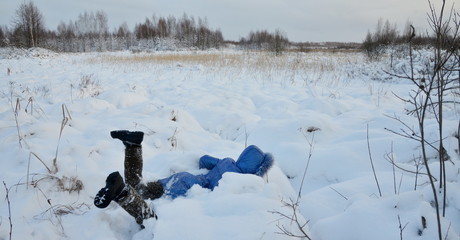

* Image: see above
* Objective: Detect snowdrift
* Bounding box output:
[0,48,459,240]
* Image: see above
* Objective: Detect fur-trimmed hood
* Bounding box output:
[236,145,274,176]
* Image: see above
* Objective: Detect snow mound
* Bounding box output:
[0,47,57,59]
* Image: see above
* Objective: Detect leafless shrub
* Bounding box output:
[270,198,311,240]
[75,74,101,98]
[385,1,460,239]
[270,127,316,239]
[4,175,86,239]
[239,29,289,56]
[31,182,73,237]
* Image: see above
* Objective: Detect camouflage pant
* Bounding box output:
[115,145,163,226]
[116,185,157,226]
[124,145,143,188]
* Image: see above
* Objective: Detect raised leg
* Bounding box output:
[111,130,165,200]
[124,144,143,187]
[111,130,144,188]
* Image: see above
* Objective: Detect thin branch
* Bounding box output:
[398,215,409,240]
[384,156,434,180]
[367,124,382,197]
[29,152,53,174]
[386,142,397,195]
[3,181,13,240]
[329,186,348,200]
[297,128,317,202]
[384,114,438,151]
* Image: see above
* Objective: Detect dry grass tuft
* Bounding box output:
[56,176,84,194]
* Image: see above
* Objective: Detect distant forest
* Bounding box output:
[0,1,369,54]
[0,1,300,53]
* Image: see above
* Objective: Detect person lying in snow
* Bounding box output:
[94,130,274,227]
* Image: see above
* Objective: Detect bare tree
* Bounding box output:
[362,18,400,60]
[116,22,130,38]
[95,11,109,38]
[240,29,290,55]
[426,0,459,220]
[0,26,7,47]
[387,1,460,239]
[34,10,224,52]
[56,21,76,52]
[12,1,45,48]
[270,29,289,56]
[157,17,169,38]
[132,13,223,50]
[74,10,108,38]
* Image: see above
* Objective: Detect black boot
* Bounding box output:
[94,171,126,209]
[110,130,144,147]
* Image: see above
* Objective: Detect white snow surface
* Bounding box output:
[0,48,459,240]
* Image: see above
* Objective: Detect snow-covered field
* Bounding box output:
[0,47,459,240]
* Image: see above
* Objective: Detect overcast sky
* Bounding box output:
[1,0,458,42]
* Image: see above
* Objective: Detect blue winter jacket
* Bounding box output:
[158,145,274,199]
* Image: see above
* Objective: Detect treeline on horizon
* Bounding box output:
[0,1,298,53]
[2,1,451,55]
[362,18,460,59]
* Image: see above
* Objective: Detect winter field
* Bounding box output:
[0,47,459,240]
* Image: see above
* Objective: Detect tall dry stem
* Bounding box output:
[3,181,13,240]
[367,124,382,197]
[52,104,72,173]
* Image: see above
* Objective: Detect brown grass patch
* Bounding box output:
[88,50,363,75]
[93,52,243,67]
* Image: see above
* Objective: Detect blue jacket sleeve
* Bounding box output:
[199,155,221,170]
